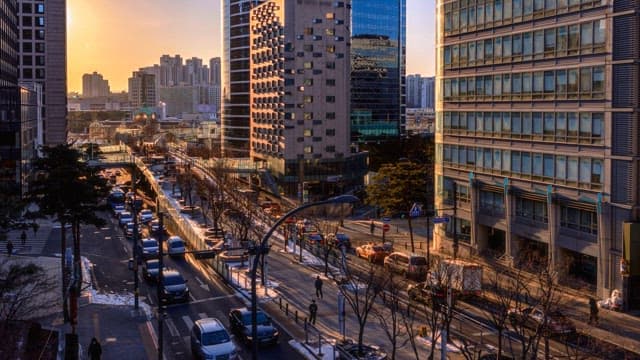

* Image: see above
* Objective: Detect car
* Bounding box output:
[112,203,126,216]
[149,219,163,234]
[333,233,351,249]
[384,252,429,280]
[507,307,576,335]
[139,238,159,259]
[167,236,186,257]
[161,269,190,304]
[118,211,133,227]
[407,281,447,304]
[190,317,237,360]
[355,243,392,263]
[142,259,167,282]
[125,222,142,240]
[228,307,279,346]
[139,209,154,223]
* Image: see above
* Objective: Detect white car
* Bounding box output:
[119,211,133,226]
[167,236,186,257]
[191,318,237,360]
[112,204,126,216]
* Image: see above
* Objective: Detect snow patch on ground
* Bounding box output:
[414,332,462,353]
[289,339,337,360]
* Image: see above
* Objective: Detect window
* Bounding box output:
[326,96,335,103]
[304,27,314,35]
[556,69,567,95]
[326,45,335,53]
[325,28,335,36]
[304,146,313,154]
[523,32,533,57]
[304,129,313,137]
[303,96,313,103]
[580,67,592,93]
[544,71,555,93]
[304,44,314,51]
[533,153,543,176]
[561,207,597,235]
[326,145,336,152]
[326,62,335,69]
[569,25,580,53]
[594,20,606,46]
[326,112,336,119]
[326,129,335,136]
[326,79,335,86]
[534,30,544,56]
[326,12,335,19]
[568,157,578,181]
[581,22,593,50]
[567,69,578,96]
[592,66,604,95]
[303,61,313,69]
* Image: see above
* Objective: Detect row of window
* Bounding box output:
[20,15,44,27]
[443,19,606,69]
[440,144,604,186]
[19,3,44,14]
[443,0,604,36]
[442,65,605,102]
[440,111,604,144]
[284,112,336,120]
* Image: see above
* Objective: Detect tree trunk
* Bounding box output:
[358,323,365,356]
[60,222,69,322]
[407,216,415,252]
[497,328,503,359]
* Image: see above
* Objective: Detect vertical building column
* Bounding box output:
[596,194,608,298]
[467,172,479,256]
[547,185,559,269]
[504,179,514,266]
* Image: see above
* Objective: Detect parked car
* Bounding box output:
[407,281,447,304]
[228,307,279,346]
[138,209,154,223]
[125,222,142,240]
[112,204,126,216]
[118,211,133,227]
[142,259,166,282]
[190,317,237,360]
[167,236,186,257]
[149,219,163,234]
[332,233,351,249]
[161,269,190,304]
[384,252,428,280]
[507,307,576,335]
[355,243,391,263]
[139,238,159,259]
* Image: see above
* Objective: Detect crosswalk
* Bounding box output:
[2,224,53,256]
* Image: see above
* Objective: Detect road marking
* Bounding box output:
[189,294,236,305]
[183,336,190,349]
[104,236,111,240]
[147,295,154,305]
[182,316,194,331]
[198,312,208,319]
[166,317,179,337]
[195,276,210,291]
[189,292,197,302]
[123,246,129,255]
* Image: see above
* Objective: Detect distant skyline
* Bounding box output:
[67,0,435,93]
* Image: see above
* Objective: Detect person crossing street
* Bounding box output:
[6,240,13,257]
[308,299,318,325]
[315,275,323,299]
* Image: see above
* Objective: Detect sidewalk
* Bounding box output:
[345,217,640,356]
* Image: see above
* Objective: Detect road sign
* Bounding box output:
[432,217,450,224]
[382,217,391,223]
[410,202,422,218]
[382,223,390,232]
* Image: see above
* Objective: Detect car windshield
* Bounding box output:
[143,239,158,247]
[410,257,427,265]
[170,241,183,248]
[373,246,384,252]
[146,261,159,269]
[241,312,269,326]
[201,330,230,346]
[163,274,184,285]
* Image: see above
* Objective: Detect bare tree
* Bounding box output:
[335,262,388,356]
[375,272,409,360]
[0,259,56,326]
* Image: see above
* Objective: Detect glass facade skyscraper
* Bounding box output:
[350,0,406,142]
[435,0,640,302]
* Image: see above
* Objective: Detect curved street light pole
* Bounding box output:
[250,195,359,360]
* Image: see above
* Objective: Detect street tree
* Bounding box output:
[375,272,409,360]
[366,160,429,252]
[335,262,388,356]
[0,174,38,242]
[28,144,109,327]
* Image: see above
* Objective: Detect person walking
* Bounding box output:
[20,230,26,246]
[88,337,102,360]
[308,299,318,325]
[589,297,599,325]
[6,240,13,257]
[370,220,375,235]
[314,275,323,299]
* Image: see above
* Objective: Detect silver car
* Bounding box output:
[191,318,238,359]
[167,236,186,257]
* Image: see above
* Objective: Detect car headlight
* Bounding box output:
[273,330,279,337]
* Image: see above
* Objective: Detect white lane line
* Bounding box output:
[183,336,190,349]
[182,316,194,332]
[189,294,236,305]
[189,292,197,302]
[165,318,179,337]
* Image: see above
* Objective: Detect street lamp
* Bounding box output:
[250,195,359,360]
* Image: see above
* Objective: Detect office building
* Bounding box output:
[128,71,157,109]
[17,0,67,145]
[435,0,637,301]
[350,0,406,142]
[422,76,435,110]
[82,72,110,98]
[407,75,435,110]
[250,0,366,199]
[209,57,221,114]
[222,0,265,157]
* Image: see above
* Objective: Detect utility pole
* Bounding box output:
[132,169,140,310]
[157,212,165,360]
[452,187,458,259]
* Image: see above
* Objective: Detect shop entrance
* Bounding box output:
[560,248,597,291]
[516,237,548,272]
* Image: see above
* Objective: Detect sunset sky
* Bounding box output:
[67,0,436,93]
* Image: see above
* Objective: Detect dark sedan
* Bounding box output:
[142,259,166,282]
[228,307,279,346]
[160,270,190,304]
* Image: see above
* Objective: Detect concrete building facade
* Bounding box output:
[128,71,157,109]
[17,0,66,145]
[435,0,639,301]
[82,71,110,98]
[250,0,366,198]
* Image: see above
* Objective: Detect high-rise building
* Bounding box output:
[406,74,422,108]
[128,71,157,109]
[82,72,110,98]
[209,57,221,86]
[222,0,264,157]
[250,0,367,198]
[421,76,435,110]
[17,0,67,145]
[350,0,406,142]
[435,0,635,299]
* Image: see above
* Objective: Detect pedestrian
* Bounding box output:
[315,275,323,299]
[88,337,102,360]
[370,220,375,235]
[6,240,13,257]
[308,299,318,325]
[89,337,102,360]
[589,297,599,325]
[20,230,26,246]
